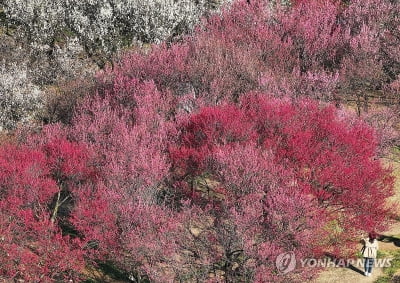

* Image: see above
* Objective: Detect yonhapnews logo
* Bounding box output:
[275,251,392,274]
[275,251,296,274]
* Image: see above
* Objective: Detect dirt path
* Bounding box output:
[311,222,400,283]
[312,264,383,283]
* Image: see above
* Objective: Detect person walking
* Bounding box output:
[361,231,379,277]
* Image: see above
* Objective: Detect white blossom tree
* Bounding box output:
[3,0,230,65]
[0,0,230,130]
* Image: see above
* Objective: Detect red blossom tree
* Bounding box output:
[0,139,91,281]
[168,94,394,280]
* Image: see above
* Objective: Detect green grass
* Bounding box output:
[377,250,390,259]
[375,250,400,283]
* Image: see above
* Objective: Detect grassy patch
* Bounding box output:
[375,250,400,283]
[377,250,390,259]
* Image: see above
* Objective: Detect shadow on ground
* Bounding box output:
[324,253,364,275]
[347,264,365,276]
[379,235,400,247]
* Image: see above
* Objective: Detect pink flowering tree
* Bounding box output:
[167,94,393,281]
